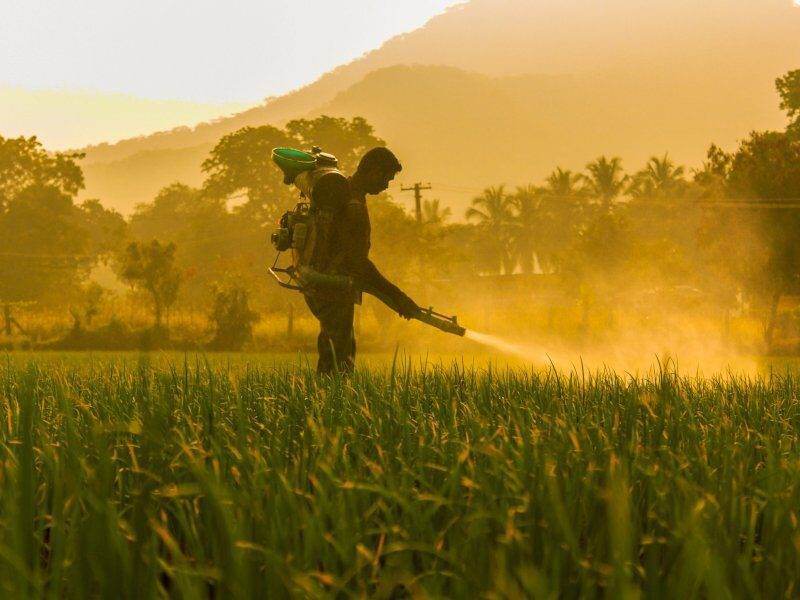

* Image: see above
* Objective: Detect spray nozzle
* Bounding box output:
[414,306,466,337]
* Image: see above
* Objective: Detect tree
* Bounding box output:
[119,240,182,329]
[0,184,92,303]
[623,155,694,288]
[728,131,800,348]
[201,116,386,224]
[562,211,632,333]
[79,198,128,256]
[285,116,385,173]
[421,198,451,226]
[536,168,589,272]
[628,154,686,199]
[201,125,295,222]
[510,185,540,274]
[367,194,420,285]
[583,156,628,208]
[729,132,800,200]
[130,183,262,302]
[545,168,585,200]
[692,144,733,196]
[70,282,106,330]
[208,285,259,350]
[466,185,516,274]
[0,135,84,209]
[776,69,800,136]
[0,135,127,305]
[131,184,209,239]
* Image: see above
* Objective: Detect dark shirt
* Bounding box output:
[336,185,406,305]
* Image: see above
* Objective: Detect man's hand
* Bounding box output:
[395,293,419,320]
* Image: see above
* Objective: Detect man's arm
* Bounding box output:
[359,259,409,301]
[343,202,418,317]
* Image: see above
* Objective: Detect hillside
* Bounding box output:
[78,0,800,213]
[314,64,787,212]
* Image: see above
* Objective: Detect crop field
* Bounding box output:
[0,354,799,598]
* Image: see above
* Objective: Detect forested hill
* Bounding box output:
[78,0,799,213]
[313,65,786,208]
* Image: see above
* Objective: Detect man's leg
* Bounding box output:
[328,301,355,373]
[306,296,333,374]
[319,303,355,374]
[306,296,355,374]
[316,328,335,374]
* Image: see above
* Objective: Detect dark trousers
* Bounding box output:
[305,295,356,374]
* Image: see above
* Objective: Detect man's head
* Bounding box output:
[353,147,402,195]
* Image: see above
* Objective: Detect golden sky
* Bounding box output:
[1,1,460,148]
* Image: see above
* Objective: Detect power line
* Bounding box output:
[0,251,94,259]
[432,182,484,194]
[630,199,800,209]
[431,181,800,208]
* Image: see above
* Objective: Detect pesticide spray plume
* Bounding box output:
[464,330,552,364]
[461,327,762,376]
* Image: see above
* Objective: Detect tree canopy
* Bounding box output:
[0,135,120,303]
[119,240,181,329]
[0,135,84,208]
[200,116,385,224]
[776,69,800,136]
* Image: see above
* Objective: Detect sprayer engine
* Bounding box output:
[270,228,291,252]
[270,202,310,253]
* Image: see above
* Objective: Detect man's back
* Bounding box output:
[301,146,417,373]
[335,187,370,278]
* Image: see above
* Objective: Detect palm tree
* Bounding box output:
[628,153,686,199]
[545,168,584,199]
[533,168,589,272]
[583,156,628,208]
[422,198,452,225]
[466,185,515,274]
[510,185,540,274]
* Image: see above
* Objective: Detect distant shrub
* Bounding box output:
[49,317,137,350]
[208,285,259,350]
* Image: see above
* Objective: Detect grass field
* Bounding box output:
[1,353,799,598]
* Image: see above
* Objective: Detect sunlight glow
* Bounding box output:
[0,1,460,104]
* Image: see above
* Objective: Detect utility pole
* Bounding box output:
[401,183,432,224]
[2,302,26,336]
[2,303,10,336]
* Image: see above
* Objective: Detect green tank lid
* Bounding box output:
[272,147,317,184]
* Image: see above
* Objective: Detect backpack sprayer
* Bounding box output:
[268,147,466,337]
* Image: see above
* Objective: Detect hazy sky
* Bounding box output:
[1,0,460,103]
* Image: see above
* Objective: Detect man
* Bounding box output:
[305,147,419,374]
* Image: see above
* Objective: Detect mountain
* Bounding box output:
[314,64,787,208]
[77,0,800,214]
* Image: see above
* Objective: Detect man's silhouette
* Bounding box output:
[305,147,418,374]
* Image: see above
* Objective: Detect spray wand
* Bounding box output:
[366,287,466,337]
[412,305,467,337]
[270,261,466,337]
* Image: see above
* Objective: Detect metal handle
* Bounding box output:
[268,265,304,291]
